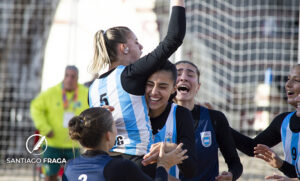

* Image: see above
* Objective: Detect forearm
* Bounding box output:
[228,161,243,181]
[279,161,298,178]
[231,128,256,156]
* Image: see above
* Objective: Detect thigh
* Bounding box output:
[42,146,61,176]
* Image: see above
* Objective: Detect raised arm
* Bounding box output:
[121,1,186,95]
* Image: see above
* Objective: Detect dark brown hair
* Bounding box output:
[68,107,113,148]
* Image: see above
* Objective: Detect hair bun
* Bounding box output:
[68,116,84,141]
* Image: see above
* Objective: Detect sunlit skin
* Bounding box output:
[63,69,78,92]
[145,70,176,118]
[175,63,200,111]
[285,65,300,109]
[123,31,143,64]
[110,31,143,70]
[175,62,234,181]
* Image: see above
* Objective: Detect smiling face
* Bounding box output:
[175,63,200,102]
[145,70,176,117]
[285,65,300,108]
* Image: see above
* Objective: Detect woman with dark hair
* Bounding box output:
[174,60,243,181]
[142,61,197,180]
[63,107,188,181]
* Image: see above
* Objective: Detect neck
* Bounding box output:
[86,141,109,153]
[149,104,168,118]
[109,63,119,71]
[176,99,195,111]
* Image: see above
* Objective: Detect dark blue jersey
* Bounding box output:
[64,152,112,181]
[63,150,168,181]
[181,106,219,181]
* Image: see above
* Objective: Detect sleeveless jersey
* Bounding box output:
[281,111,300,166]
[89,65,153,156]
[153,103,179,178]
[182,106,219,181]
[64,154,112,181]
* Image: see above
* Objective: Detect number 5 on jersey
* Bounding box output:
[100,93,109,106]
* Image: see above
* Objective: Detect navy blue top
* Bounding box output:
[63,150,168,181]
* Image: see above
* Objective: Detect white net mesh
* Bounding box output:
[0,0,59,178]
[176,0,299,132]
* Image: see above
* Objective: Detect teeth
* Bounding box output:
[150,97,159,101]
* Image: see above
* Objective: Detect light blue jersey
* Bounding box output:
[296,154,300,178]
[89,65,153,156]
[153,103,179,178]
[281,111,300,166]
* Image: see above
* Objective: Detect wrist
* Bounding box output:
[157,163,170,171]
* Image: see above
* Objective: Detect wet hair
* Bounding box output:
[89,26,132,74]
[65,65,79,76]
[68,107,113,148]
[175,60,200,83]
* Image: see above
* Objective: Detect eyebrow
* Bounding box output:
[177,68,196,74]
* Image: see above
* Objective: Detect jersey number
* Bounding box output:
[292,147,297,160]
[78,174,87,181]
[115,135,124,146]
[100,93,109,106]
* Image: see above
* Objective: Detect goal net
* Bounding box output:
[156,0,299,132]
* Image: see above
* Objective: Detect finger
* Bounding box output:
[175,143,183,152]
[142,152,159,166]
[254,154,270,162]
[159,142,165,157]
[150,143,161,152]
[265,175,283,179]
[178,149,188,157]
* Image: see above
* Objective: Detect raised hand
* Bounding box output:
[254,144,283,168]
[265,174,298,181]
[142,142,177,166]
[156,143,188,171]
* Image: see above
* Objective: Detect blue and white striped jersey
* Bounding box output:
[89,65,153,156]
[153,103,179,178]
[281,111,300,166]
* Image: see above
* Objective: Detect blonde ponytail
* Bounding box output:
[89,26,132,74]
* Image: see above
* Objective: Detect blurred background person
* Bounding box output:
[30,65,89,181]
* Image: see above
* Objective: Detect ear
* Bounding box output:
[105,132,111,142]
[172,86,176,94]
[120,44,128,54]
[196,82,201,93]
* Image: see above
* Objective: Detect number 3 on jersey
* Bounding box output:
[78,174,87,181]
[100,93,109,106]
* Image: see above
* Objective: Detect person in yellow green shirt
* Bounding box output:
[30,65,89,181]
